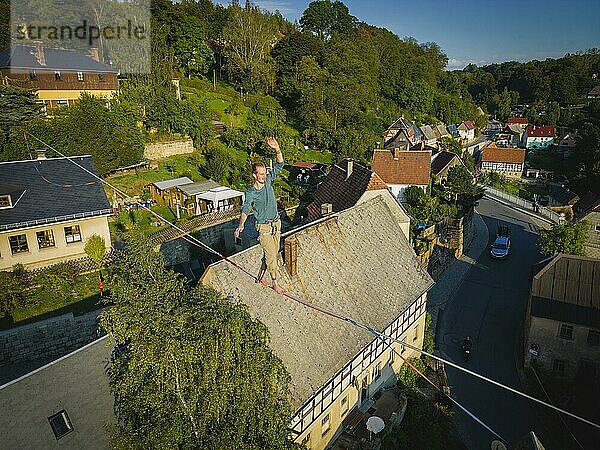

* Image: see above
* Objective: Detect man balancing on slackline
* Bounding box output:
[234,137,286,294]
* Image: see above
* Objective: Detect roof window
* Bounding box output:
[48,410,74,440]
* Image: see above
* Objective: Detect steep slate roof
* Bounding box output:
[306,160,387,221]
[0,337,114,449]
[0,44,118,73]
[384,129,412,149]
[386,117,413,134]
[371,149,431,185]
[419,125,437,141]
[548,184,579,206]
[152,177,193,191]
[447,124,460,138]
[480,145,525,164]
[201,197,434,409]
[0,156,111,232]
[431,151,461,176]
[506,124,523,135]
[177,180,221,196]
[526,125,556,137]
[530,254,600,327]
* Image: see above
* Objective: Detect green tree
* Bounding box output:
[222,4,278,91]
[538,221,589,256]
[404,185,426,207]
[170,14,213,78]
[299,0,356,40]
[575,122,600,177]
[84,235,107,270]
[99,233,295,449]
[446,165,484,207]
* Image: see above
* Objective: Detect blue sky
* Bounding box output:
[218,0,600,70]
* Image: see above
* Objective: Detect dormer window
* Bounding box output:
[77,72,84,81]
[0,195,11,208]
[98,73,105,81]
[29,70,37,80]
[55,71,61,81]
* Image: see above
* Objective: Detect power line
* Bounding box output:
[26,133,600,437]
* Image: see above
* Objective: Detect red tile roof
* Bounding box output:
[526,125,556,137]
[507,117,528,125]
[371,149,431,185]
[463,120,475,130]
[481,146,525,164]
[306,160,387,221]
[293,161,318,169]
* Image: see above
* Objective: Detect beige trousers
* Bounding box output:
[256,219,281,274]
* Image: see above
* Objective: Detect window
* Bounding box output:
[413,324,419,342]
[48,410,73,440]
[401,337,407,354]
[56,99,68,107]
[587,330,600,346]
[340,395,349,417]
[77,71,84,81]
[373,362,382,380]
[595,224,600,232]
[552,359,566,376]
[29,70,37,80]
[558,323,574,340]
[98,73,105,81]
[321,413,331,436]
[301,433,311,449]
[64,225,81,243]
[37,230,55,248]
[54,71,61,81]
[0,195,11,208]
[9,234,28,254]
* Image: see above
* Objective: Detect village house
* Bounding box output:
[574,192,600,259]
[383,117,423,148]
[585,85,600,99]
[419,124,437,146]
[434,123,450,140]
[524,254,600,384]
[0,42,118,111]
[0,197,433,449]
[457,121,475,142]
[478,143,525,179]
[447,123,460,139]
[524,125,556,149]
[430,151,463,185]
[556,132,577,158]
[0,153,112,270]
[496,123,524,147]
[306,159,410,240]
[506,117,529,133]
[202,197,434,450]
[371,148,431,202]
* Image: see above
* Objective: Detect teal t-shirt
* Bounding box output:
[242,162,284,224]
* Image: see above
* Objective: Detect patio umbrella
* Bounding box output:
[366,415,385,441]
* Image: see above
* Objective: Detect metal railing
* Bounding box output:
[481,185,562,224]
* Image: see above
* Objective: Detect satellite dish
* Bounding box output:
[366,416,385,434]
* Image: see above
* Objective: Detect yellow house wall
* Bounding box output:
[0,216,111,270]
[36,89,116,101]
[295,312,426,450]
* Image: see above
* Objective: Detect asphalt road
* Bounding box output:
[437,197,556,450]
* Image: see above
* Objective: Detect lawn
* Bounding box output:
[0,271,107,331]
[105,153,206,198]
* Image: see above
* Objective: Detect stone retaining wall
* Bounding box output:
[144,137,194,159]
[0,309,104,367]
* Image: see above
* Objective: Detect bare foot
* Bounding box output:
[273,283,286,295]
[260,278,270,287]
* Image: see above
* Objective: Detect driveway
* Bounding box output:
[437,197,557,449]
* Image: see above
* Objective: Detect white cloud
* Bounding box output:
[255,1,298,16]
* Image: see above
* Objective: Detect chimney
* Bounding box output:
[321,203,333,216]
[33,41,46,66]
[393,148,400,160]
[36,148,47,159]
[89,47,100,62]
[284,238,298,278]
[345,159,353,180]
